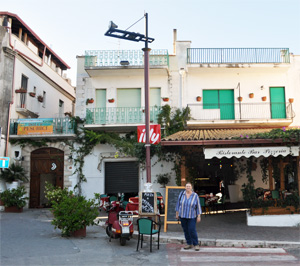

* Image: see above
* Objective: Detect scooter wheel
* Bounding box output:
[106,225,112,238]
[120,237,126,246]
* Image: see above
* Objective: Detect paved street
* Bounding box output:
[1,209,299,266]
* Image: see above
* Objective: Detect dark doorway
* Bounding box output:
[30,148,64,208]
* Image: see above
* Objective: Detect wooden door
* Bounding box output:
[30,148,64,208]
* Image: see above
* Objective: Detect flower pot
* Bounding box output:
[162,97,169,102]
[15,89,27,93]
[87,99,94,104]
[108,99,114,103]
[289,98,294,103]
[237,97,243,102]
[196,96,202,102]
[71,227,86,237]
[38,96,43,103]
[5,206,23,213]
[29,92,36,97]
[262,96,267,101]
[6,181,19,190]
[249,93,254,98]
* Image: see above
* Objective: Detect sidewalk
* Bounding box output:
[97,209,300,248]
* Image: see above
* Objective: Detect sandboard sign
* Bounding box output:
[139,192,157,215]
[164,186,185,232]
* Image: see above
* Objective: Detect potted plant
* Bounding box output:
[0,186,28,212]
[51,191,98,237]
[289,98,294,103]
[44,182,71,207]
[86,98,94,104]
[15,88,27,93]
[162,97,169,102]
[262,96,267,101]
[108,98,115,103]
[249,93,254,98]
[237,96,243,102]
[156,173,171,188]
[196,96,202,102]
[37,95,44,102]
[0,163,28,190]
[29,92,36,97]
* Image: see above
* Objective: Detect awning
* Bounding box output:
[204,146,299,159]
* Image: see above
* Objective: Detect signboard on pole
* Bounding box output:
[0,157,10,168]
[137,124,161,145]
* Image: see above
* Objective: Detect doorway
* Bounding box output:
[30,148,64,208]
[270,87,286,119]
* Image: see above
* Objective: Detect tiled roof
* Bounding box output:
[162,128,274,141]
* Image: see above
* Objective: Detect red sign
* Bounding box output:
[137,124,161,145]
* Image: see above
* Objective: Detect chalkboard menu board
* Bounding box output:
[139,192,157,215]
[164,186,185,232]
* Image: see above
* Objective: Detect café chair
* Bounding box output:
[199,196,208,216]
[136,218,161,252]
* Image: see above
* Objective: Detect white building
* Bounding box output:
[75,30,300,202]
[0,12,76,207]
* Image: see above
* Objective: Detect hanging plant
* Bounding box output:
[288,98,294,103]
[262,96,267,101]
[86,98,94,104]
[237,96,243,102]
[162,97,169,102]
[108,98,115,103]
[15,88,27,93]
[260,158,269,184]
[29,92,36,97]
[37,95,44,102]
[196,96,202,102]
[249,93,254,98]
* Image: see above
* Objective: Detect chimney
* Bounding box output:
[173,29,177,54]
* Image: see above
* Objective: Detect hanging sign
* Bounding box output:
[137,124,161,145]
[204,146,299,159]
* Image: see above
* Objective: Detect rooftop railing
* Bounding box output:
[187,48,290,64]
[10,118,76,136]
[85,50,169,67]
[86,106,161,125]
[187,102,294,121]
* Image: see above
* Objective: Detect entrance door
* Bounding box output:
[30,148,64,208]
[270,87,286,118]
[105,161,139,195]
[96,89,107,124]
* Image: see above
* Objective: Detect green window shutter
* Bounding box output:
[117,88,141,107]
[150,87,161,107]
[96,89,106,108]
[203,90,219,109]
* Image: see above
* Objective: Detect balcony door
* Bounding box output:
[270,87,286,119]
[95,89,106,124]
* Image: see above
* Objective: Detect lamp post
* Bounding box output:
[105,13,154,183]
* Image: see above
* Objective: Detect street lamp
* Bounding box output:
[105,13,154,183]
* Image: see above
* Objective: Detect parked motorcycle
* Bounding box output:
[100,195,134,246]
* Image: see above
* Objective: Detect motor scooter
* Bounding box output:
[100,195,134,246]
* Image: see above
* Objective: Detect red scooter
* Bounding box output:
[100,196,134,246]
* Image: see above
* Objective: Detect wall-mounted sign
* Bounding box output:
[137,124,161,145]
[0,157,10,168]
[204,146,299,159]
[17,118,53,135]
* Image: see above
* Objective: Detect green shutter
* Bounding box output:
[117,88,141,107]
[270,87,286,119]
[150,87,161,107]
[96,89,106,108]
[203,90,219,109]
[219,90,235,120]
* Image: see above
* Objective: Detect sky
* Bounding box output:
[2,0,300,86]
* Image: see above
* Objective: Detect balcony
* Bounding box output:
[10,118,76,139]
[187,48,290,65]
[187,102,294,129]
[85,106,161,131]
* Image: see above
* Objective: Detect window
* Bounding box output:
[42,91,46,108]
[59,100,64,117]
[21,75,28,90]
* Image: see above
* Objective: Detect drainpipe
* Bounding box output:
[179,68,185,110]
[173,29,177,55]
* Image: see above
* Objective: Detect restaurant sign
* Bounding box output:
[204,146,299,159]
[17,118,53,135]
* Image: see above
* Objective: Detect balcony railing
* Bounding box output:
[10,118,76,136]
[187,48,290,64]
[85,50,169,67]
[86,106,161,125]
[187,102,294,121]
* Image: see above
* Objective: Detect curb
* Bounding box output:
[96,220,300,248]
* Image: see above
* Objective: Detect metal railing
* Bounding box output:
[86,106,161,125]
[187,102,294,121]
[85,49,169,67]
[187,48,290,64]
[10,118,76,135]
